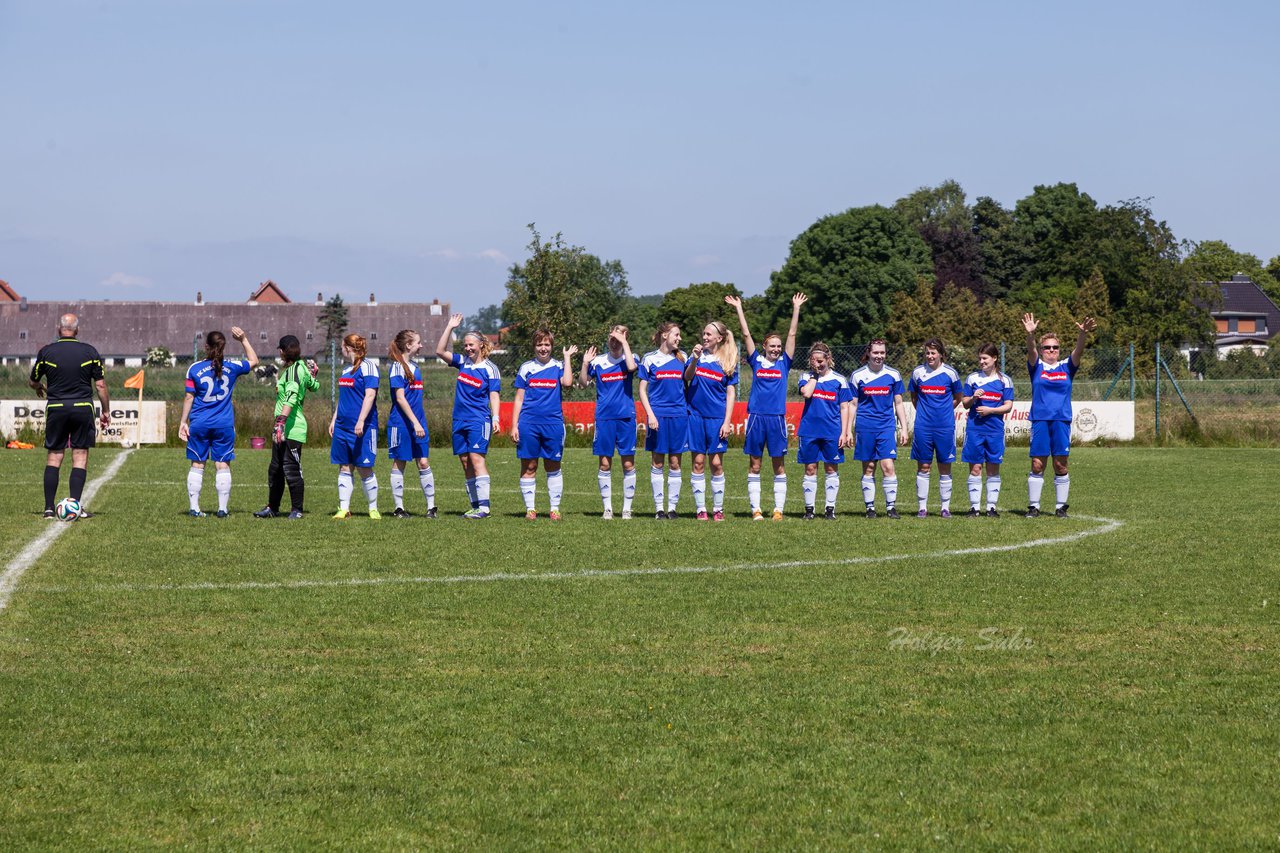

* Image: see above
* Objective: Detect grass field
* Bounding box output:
[0,447,1277,848]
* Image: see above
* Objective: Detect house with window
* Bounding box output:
[1181,275,1280,372]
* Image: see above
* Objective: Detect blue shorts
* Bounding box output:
[961,430,1006,465]
[644,414,689,455]
[593,417,637,457]
[910,427,956,464]
[331,425,378,467]
[516,421,565,461]
[387,422,430,461]
[687,415,728,455]
[186,423,236,464]
[452,421,493,456]
[797,435,844,465]
[1030,420,1071,458]
[854,427,897,462]
[742,413,788,458]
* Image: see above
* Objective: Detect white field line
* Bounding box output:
[33,513,1122,598]
[0,448,134,613]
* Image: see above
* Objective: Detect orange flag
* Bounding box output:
[123,369,145,390]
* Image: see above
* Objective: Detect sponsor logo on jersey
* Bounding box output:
[755,369,783,379]
[861,386,891,396]
[528,378,559,389]
[813,389,838,401]
[338,377,356,388]
[695,367,725,382]
[981,391,1003,402]
[1041,370,1069,381]
[598,371,626,383]
[654,370,683,380]
[918,385,950,395]
[409,381,424,390]
[458,373,484,389]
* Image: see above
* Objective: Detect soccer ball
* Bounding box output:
[55,498,81,522]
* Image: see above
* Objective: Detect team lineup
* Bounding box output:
[30,301,1099,522]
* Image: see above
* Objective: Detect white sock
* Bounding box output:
[598,469,613,511]
[1028,473,1044,508]
[773,474,787,512]
[1054,475,1069,509]
[338,471,353,511]
[547,470,563,511]
[967,474,982,510]
[622,469,636,512]
[986,476,1001,510]
[824,472,839,508]
[419,467,435,508]
[803,473,818,508]
[711,474,725,511]
[884,476,898,508]
[747,473,762,511]
[691,472,706,511]
[475,475,491,509]
[362,474,379,510]
[916,473,930,511]
[520,476,537,511]
[939,475,952,511]
[862,475,875,506]
[650,465,665,511]
[390,468,405,510]
[215,469,231,513]
[465,476,478,508]
[667,470,683,512]
[187,468,203,512]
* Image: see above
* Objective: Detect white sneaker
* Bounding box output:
[620,509,632,519]
[602,508,614,520]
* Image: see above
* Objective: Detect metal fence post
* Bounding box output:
[1128,342,1135,401]
[999,341,1006,375]
[1155,341,1162,440]
[330,338,337,408]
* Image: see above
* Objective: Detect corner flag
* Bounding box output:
[123,370,145,390]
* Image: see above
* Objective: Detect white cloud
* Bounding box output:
[690,254,720,268]
[100,272,152,288]
[478,248,509,265]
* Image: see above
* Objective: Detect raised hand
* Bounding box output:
[447,313,464,329]
[583,345,599,362]
[691,343,704,359]
[1077,316,1098,333]
[563,344,579,360]
[230,326,247,342]
[792,292,808,308]
[724,294,742,309]
[1022,313,1038,334]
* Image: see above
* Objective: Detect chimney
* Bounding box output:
[430,298,442,316]
[195,291,203,306]
[248,290,258,306]
[315,291,324,305]
[368,292,377,306]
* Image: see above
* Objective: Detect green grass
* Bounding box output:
[0,447,1277,848]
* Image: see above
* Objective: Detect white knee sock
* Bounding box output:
[1028,473,1044,508]
[862,475,875,506]
[187,468,203,512]
[1054,475,1069,509]
[475,475,491,509]
[747,473,762,511]
[825,472,840,508]
[939,475,952,511]
[967,474,982,510]
[598,469,612,511]
[803,474,818,509]
[711,474,725,511]
[520,476,537,511]
[667,470,683,512]
[622,469,636,512]
[215,469,231,513]
[465,476,478,508]
[773,474,787,512]
[986,476,1001,510]
[419,467,435,508]
[884,476,898,508]
[338,471,353,511]
[691,472,706,511]
[650,465,665,511]
[547,470,563,511]
[361,474,379,510]
[390,468,405,509]
[916,473,930,510]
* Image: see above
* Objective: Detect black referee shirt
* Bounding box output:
[30,338,105,403]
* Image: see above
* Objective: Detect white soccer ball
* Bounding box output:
[55,498,81,522]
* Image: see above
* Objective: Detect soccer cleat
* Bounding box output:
[655,511,666,520]
[865,507,877,519]
[824,506,836,521]
[525,510,538,521]
[621,509,632,520]
[1026,506,1040,518]
[752,509,765,521]
[392,507,410,519]
[916,509,928,518]
[43,509,56,520]
[886,507,901,519]
[368,509,382,521]
[75,510,93,519]
[286,510,304,520]
[426,507,438,519]
[215,510,228,519]
[602,508,614,520]
[940,509,951,519]
[463,507,490,520]
[712,509,724,522]
[549,510,562,521]
[665,511,678,520]
[965,508,980,518]
[803,507,816,520]
[1055,504,1069,518]
[333,510,351,520]
[696,510,709,521]
[986,508,1000,518]
[253,506,278,519]
[771,509,784,522]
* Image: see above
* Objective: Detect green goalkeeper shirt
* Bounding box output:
[274,361,321,442]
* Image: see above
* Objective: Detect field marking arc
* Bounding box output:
[0,448,134,613]
[39,513,1123,598]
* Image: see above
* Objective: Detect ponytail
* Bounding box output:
[389,329,418,381]
[205,331,226,379]
[344,333,367,371]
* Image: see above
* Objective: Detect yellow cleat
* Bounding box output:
[525,510,537,520]
[368,509,381,520]
[771,509,785,521]
[333,510,351,520]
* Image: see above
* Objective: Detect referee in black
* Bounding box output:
[28,313,112,519]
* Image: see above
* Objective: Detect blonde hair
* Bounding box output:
[652,322,686,361]
[704,321,739,376]
[809,341,834,372]
[463,330,493,362]
[343,333,367,371]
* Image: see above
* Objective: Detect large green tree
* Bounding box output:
[501,225,629,352]
[658,282,742,342]
[1182,240,1270,293]
[762,205,933,346]
[894,180,986,298]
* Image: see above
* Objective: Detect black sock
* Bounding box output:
[69,468,87,502]
[44,465,60,510]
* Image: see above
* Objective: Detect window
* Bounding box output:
[1239,318,1256,334]
[370,333,378,341]
[1216,319,1229,334]
[18,330,27,341]
[306,331,313,341]
[1228,318,1238,333]
[260,332,268,341]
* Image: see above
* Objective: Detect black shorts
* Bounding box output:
[45,403,96,450]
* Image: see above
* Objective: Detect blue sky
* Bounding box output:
[2,0,1277,315]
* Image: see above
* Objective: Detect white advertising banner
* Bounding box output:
[901,401,1135,442]
[1,400,167,445]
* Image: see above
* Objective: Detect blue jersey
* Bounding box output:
[797,370,852,440]
[1029,358,1077,421]
[449,352,501,425]
[638,350,688,417]
[387,360,425,429]
[964,370,1015,436]
[336,360,379,430]
[745,350,791,416]
[908,363,962,432]
[587,351,636,420]
[185,359,252,429]
[851,364,904,431]
[514,358,565,424]
[686,353,739,418]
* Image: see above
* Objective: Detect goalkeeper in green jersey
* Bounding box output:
[254,335,320,519]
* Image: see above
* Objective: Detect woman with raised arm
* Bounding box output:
[1022,313,1097,518]
[328,333,381,520]
[579,325,638,519]
[961,343,1014,517]
[637,322,688,519]
[512,330,577,520]
[178,326,259,518]
[386,329,437,519]
[436,313,501,519]
[726,292,805,520]
[683,320,738,521]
